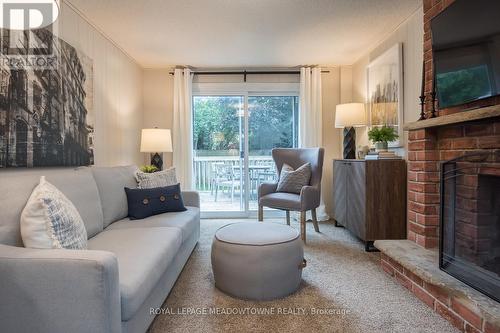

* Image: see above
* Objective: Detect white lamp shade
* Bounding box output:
[140,129,173,153]
[335,103,366,128]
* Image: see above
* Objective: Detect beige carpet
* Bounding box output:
[148,219,459,333]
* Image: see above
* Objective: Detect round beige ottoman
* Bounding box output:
[211,222,305,301]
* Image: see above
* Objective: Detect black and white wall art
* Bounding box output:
[0,27,94,168]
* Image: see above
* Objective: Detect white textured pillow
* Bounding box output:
[21,176,88,249]
[135,167,178,189]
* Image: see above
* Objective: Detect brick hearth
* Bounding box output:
[376,240,500,333]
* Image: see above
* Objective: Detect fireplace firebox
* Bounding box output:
[440,150,500,302]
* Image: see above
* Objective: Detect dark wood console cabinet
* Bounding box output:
[333,159,407,251]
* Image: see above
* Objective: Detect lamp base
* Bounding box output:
[150,153,163,170]
[343,127,356,159]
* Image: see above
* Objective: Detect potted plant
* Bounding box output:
[140,165,159,173]
[367,126,399,151]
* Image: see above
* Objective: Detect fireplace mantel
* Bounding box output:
[404,105,500,131]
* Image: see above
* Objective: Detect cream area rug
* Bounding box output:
[148,219,458,333]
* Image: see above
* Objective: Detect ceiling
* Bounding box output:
[67,0,422,68]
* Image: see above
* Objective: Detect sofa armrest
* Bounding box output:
[0,244,121,333]
[300,186,321,211]
[258,182,278,198]
[182,191,200,208]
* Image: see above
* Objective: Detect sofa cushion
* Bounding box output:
[106,207,200,243]
[87,227,182,321]
[91,166,138,228]
[0,167,103,246]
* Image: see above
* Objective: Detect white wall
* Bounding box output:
[351,7,424,156]
[142,69,175,166]
[58,2,144,166]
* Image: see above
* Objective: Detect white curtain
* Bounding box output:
[299,67,329,221]
[172,68,194,190]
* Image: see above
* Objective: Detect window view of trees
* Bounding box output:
[248,96,298,155]
[193,96,241,154]
[192,96,298,156]
[437,65,492,108]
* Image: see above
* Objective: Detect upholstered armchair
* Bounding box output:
[258,148,325,243]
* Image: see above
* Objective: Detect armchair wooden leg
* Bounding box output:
[258,205,263,222]
[300,211,306,243]
[311,208,320,232]
[286,211,290,226]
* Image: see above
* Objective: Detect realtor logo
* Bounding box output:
[0,0,60,69]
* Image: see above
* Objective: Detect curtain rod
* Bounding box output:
[168,70,330,81]
[169,70,330,74]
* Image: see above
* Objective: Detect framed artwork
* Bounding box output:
[0,27,94,168]
[367,43,403,147]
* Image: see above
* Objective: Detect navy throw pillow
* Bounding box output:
[125,183,187,220]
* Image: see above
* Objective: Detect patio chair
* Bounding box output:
[258,148,325,243]
[211,163,240,203]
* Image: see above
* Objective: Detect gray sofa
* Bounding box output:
[0,166,200,333]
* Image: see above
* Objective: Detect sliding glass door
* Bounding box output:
[192,94,298,215]
[247,96,299,210]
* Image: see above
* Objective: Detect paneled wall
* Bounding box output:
[57,2,144,167]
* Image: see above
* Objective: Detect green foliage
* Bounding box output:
[437,65,492,108]
[193,96,298,155]
[140,165,159,173]
[368,126,399,143]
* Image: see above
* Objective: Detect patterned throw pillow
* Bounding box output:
[276,163,312,194]
[135,167,178,189]
[21,176,88,250]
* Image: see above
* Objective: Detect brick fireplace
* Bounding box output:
[374,1,500,332]
[407,119,500,249]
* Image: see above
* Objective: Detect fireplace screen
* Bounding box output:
[440,151,500,302]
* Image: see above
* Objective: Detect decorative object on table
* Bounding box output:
[365,151,402,160]
[335,103,366,159]
[357,145,370,159]
[211,222,305,301]
[21,176,88,250]
[367,125,399,152]
[367,43,403,146]
[135,167,177,189]
[139,165,159,173]
[0,28,94,168]
[430,74,438,118]
[419,60,427,121]
[333,159,407,251]
[276,163,312,194]
[258,148,324,243]
[125,183,186,220]
[140,128,173,170]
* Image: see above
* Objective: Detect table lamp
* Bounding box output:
[140,128,172,170]
[335,103,366,159]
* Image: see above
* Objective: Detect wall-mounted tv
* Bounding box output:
[431,0,500,109]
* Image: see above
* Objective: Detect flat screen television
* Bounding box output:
[431,0,500,109]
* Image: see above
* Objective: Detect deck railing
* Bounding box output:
[193,155,275,191]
